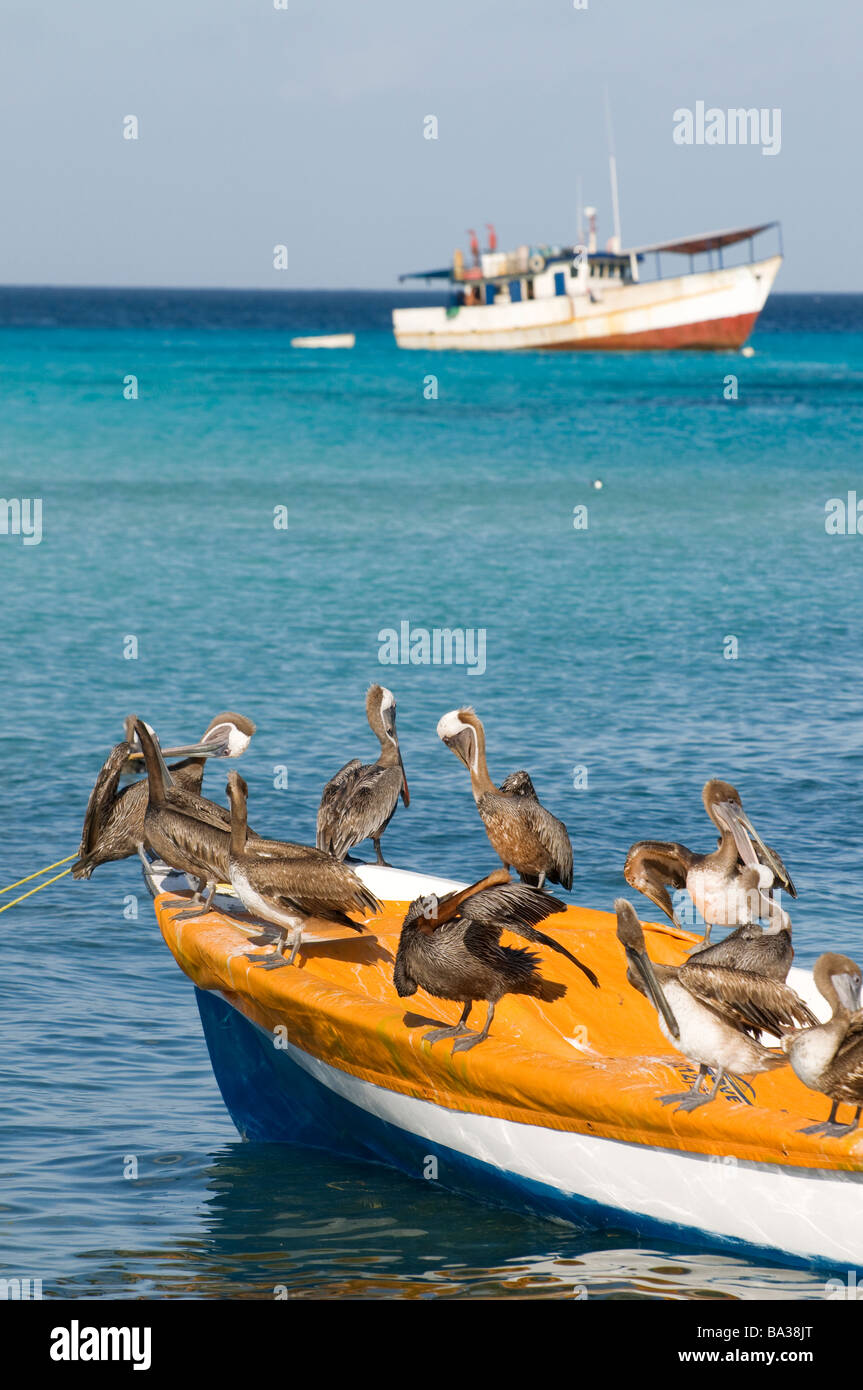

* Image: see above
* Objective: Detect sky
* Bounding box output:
[0,0,859,292]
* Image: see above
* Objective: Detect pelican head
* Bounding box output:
[703,778,792,891]
[126,711,256,763]
[367,686,409,806]
[437,708,482,775]
[814,952,863,1015]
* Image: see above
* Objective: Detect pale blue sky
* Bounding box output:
[0,0,858,290]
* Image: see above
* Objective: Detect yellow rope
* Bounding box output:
[0,853,77,895]
[0,867,72,914]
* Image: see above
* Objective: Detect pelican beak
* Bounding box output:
[715,800,796,896]
[442,728,473,770]
[126,735,230,762]
[624,946,680,1041]
[398,746,410,807]
[834,973,863,1013]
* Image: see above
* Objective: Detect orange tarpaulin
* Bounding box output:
[155,892,863,1174]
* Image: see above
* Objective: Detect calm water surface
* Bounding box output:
[1,289,862,1298]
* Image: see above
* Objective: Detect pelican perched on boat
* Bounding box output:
[394,870,598,1051]
[316,686,409,865]
[782,953,863,1138]
[437,709,573,890]
[227,772,381,967]
[623,779,796,945]
[72,712,256,880]
[615,899,815,1113]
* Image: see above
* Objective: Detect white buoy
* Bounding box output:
[741,345,755,358]
[591,479,603,490]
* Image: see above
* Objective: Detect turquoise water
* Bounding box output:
[2,289,862,1298]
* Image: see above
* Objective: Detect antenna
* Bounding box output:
[604,86,622,250]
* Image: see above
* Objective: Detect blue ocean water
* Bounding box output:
[1,288,862,1299]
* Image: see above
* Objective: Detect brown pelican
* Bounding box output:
[615,898,816,1112]
[227,771,381,967]
[437,709,573,890]
[782,953,863,1137]
[394,869,597,1051]
[316,685,409,865]
[623,779,796,945]
[72,712,256,880]
[135,720,236,914]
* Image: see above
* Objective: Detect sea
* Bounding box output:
[1,286,862,1300]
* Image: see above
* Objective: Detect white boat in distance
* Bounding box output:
[394,221,782,352]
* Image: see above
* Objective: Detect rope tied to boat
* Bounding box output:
[0,853,77,895]
[0,866,72,914]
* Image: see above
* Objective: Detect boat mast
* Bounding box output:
[604,87,622,251]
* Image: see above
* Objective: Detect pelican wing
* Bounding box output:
[623,840,696,925]
[459,884,598,987]
[825,1035,863,1101]
[163,785,231,833]
[518,800,574,891]
[678,962,817,1034]
[760,841,797,898]
[316,761,401,858]
[316,759,364,852]
[78,741,135,856]
[148,804,228,878]
[243,854,381,924]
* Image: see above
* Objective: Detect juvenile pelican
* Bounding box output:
[72,712,256,880]
[316,686,409,865]
[228,772,381,967]
[437,709,573,890]
[782,953,863,1138]
[615,899,815,1113]
[394,870,598,1051]
[135,720,236,913]
[623,779,796,945]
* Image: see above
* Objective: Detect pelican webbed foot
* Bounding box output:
[450,1003,494,1053]
[659,1064,712,1109]
[246,954,290,970]
[423,1024,473,1044]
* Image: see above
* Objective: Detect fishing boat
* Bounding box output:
[394,219,782,352]
[145,860,863,1271]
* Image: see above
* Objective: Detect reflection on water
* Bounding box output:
[36,1143,828,1300]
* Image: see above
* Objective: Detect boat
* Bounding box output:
[393,220,782,352]
[144,859,863,1271]
[291,334,356,349]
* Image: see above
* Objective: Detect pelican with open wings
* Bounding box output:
[624,779,796,946]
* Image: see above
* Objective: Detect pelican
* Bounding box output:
[623,779,796,946]
[227,771,381,967]
[615,898,816,1113]
[316,685,409,865]
[72,712,256,880]
[782,953,863,1138]
[437,708,573,890]
[394,869,598,1052]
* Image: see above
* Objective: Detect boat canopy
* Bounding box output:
[624,222,778,257]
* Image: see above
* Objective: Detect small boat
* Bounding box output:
[290,334,356,349]
[145,860,863,1270]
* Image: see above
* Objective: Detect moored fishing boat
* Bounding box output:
[394,221,782,352]
[146,859,863,1270]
